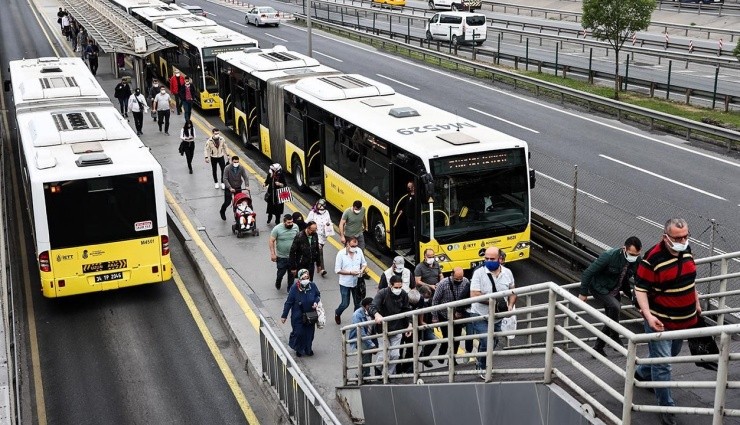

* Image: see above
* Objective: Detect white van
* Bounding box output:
[428,0,481,11]
[425,12,487,46]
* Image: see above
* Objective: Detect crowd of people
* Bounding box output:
[56,8,100,75]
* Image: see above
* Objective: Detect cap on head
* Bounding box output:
[270,163,282,172]
[393,256,405,267]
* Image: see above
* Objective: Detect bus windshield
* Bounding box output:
[44,172,159,249]
[423,151,529,244]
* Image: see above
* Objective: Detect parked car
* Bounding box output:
[425,12,487,46]
[372,0,406,9]
[245,6,281,27]
[428,0,481,11]
[182,5,206,16]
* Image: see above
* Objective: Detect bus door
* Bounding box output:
[304,117,324,194]
[389,163,419,257]
[245,80,261,148]
[219,68,234,127]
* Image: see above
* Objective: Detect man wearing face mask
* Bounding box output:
[127,88,148,136]
[414,248,444,291]
[270,214,299,290]
[578,236,642,357]
[432,267,471,364]
[220,156,250,221]
[169,70,185,115]
[378,256,413,291]
[152,86,171,135]
[179,77,195,121]
[148,79,161,121]
[334,236,367,324]
[339,200,366,250]
[289,221,321,286]
[633,218,700,425]
[370,275,412,376]
[469,246,516,373]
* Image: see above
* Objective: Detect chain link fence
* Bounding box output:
[530,149,740,309]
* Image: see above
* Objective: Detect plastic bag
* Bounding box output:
[316,301,326,329]
[500,306,517,340]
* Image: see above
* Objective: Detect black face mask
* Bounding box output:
[285,224,294,229]
[453,279,463,284]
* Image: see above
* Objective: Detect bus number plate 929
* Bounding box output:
[94,272,123,283]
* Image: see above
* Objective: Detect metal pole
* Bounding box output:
[447,306,455,383]
[543,289,557,383]
[666,60,672,100]
[381,321,389,384]
[622,341,638,425]
[484,298,495,382]
[555,42,559,76]
[718,258,728,326]
[707,219,716,312]
[525,38,529,71]
[412,314,420,382]
[570,165,578,245]
[355,327,363,385]
[712,66,719,109]
[497,32,501,65]
[306,0,313,57]
[624,55,630,91]
[712,332,731,425]
[428,200,435,241]
[588,48,593,84]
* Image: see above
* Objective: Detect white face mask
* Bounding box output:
[393,266,404,273]
[391,288,403,296]
[300,279,310,287]
[425,258,435,265]
[625,254,639,263]
[349,247,357,253]
[670,241,689,252]
[232,163,239,168]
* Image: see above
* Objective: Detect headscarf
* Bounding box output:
[269,163,282,173]
[297,268,309,281]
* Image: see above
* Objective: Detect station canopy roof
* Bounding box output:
[59,0,175,57]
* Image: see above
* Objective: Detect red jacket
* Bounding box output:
[169,74,185,94]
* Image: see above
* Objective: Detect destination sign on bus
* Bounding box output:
[203,44,257,58]
[431,148,524,175]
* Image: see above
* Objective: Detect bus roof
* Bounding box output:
[108,0,165,13]
[286,74,528,162]
[217,46,338,80]
[16,106,161,181]
[132,4,192,22]
[9,57,110,111]
[157,17,258,50]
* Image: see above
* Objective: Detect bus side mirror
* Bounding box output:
[529,168,536,189]
[421,172,435,201]
[3,79,10,92]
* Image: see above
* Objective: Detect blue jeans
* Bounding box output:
[335,285,360,318]
[635,321,683,406]
[275,257,293,289]
[469,313,502,370]
[183,101,192,121]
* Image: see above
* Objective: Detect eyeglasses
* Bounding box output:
[665,233,690,243]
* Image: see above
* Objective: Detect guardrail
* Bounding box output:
[340,260,740,424]
[259,315,342,425]
[296,13,740,141]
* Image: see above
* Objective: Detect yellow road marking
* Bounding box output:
[165,188,261,330]
[172,268,260,424]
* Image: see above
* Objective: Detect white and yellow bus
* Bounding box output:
[216,54,533,271]
[144,15,258,111]
[107,0,167,14]
[7,57,171,297]
[216,46,339,151]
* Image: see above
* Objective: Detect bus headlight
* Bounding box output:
[513,241,530,251]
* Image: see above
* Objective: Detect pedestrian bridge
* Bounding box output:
[338,251,740,425]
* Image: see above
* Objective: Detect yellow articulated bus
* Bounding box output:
[216,51,534,272]
[138,14,258,111]
[7,57,171,297]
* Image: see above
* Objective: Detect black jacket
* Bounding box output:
[289,230,320,270]
[369,288,411,332]
[114,82,131,100]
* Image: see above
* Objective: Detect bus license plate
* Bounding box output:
[95,272,123,283]
[470,260,484,270]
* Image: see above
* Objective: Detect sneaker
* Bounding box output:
[165,132,169,136]
[214,182,219,189]
[320,270,327,278]
[221,183,225,189]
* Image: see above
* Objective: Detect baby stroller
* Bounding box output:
[231,191,259,237]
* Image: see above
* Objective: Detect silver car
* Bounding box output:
[245,6,280,27]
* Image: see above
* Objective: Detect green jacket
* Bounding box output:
[579,247,637,296]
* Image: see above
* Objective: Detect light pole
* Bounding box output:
[306,0,313,57]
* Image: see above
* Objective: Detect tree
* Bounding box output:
[582,0,655,100]
[734,39,740,61]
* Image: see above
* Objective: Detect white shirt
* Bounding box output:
[334,248,367,288]
[469,265,515,316]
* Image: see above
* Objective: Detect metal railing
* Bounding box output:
[340,251,740,424]
[260,315,342,425]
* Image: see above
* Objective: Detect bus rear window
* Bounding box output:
[44,172,158,249]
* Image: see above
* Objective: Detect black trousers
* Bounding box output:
[439,320,466,358]
[210,157,226,183]
[88,57,98,75]
[132,111,143,133]
[592,291,622,349]
[220,189,234,216]
[157,110,170,132]
[183,142,195,170]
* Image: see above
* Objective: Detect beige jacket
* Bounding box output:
[204,136,228,160]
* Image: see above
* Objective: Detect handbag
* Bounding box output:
[302,310,319,325]
[264,191,271,203]
[486,274,509,313]
[354,274,367,300]
[276,187,293,204]
[688,316,719,371]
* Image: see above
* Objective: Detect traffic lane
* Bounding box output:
[1,0,57,65]
[32,243,258,424]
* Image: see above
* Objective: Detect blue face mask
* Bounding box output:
[484,260,500,271]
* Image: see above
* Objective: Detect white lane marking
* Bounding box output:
[535,171,608,203]
[205,12,217,17]
[469,107,539,133]
[375,74,419,90]
[229,20,249,28]
[599,154,727,201]
[313,51,343,62]
[288,24,740,170]
[265,33,288,42]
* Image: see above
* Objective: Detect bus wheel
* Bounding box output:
[369,210,386,249]
[292,156,307,192]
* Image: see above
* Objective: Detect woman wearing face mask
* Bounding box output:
[264,163,287,225]
[179,120,196,174]
[307,199,333,278]
[281,269,321,357]
[578,236,642,357]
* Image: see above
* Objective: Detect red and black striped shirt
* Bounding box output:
[634,241,698,330]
